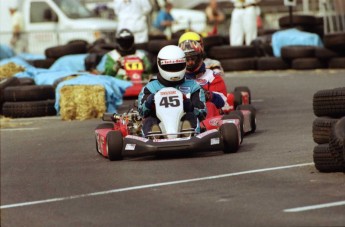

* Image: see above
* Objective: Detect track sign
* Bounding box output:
[284,0,296,6]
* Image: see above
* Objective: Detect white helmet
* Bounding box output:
[157,45,186,85]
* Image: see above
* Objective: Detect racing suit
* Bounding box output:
[185,62,228,118]
[104,49,152,81]
[138,78,207,136]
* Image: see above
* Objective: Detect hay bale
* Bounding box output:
[0,62,25,79]
[59,85,106,120]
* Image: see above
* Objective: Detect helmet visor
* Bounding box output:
[158,58,186,72]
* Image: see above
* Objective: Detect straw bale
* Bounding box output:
[0,62,25,79]
[59,85,106,120]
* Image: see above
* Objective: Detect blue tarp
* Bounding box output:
[0,55,132,114]
[272,28,323,57]
[0,44,15,60]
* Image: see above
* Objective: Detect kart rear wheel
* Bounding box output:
[234,86,251,104]
[236,104,256,133]
[106,131,123,161]
[233,91,242,109]
[220,123,239,153]
[95,123,114,155]
[222,112,244,144]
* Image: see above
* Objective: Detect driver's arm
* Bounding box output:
[138,87,154,117]
[190,88,207,120]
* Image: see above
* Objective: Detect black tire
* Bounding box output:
[45,42,88,59]
[88,43,117,55]
[2,100,57,118]
[18,77,35,86]
[291,58,327,70]
[4,85,55,102]
[281,46,315,60]
[208,45,256,60]
[256,57,290,70]
[312,117,339,144]
[220,123,240,153]
[279,15,317,28]
[0,77,20,92]
[95,123,114,155]
[232,91,242,109]
[236,104,257,133]
[323,32,345,50]
[135,42,148,51]
[328,57,345,69]
[203,35,224,52]
[223,111,244,143]
[106,131,123,161]
[313,144,344,173]
[313,88,345,117]
[234,86,251,104]
[314,47,340,60]
[220,58,257,71]
[147,39,178,54]
[328,117,345,171]
[32,58,56,69]
[0,77,20,113]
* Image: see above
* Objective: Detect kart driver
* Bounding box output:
[104,29,152,80]
[178,31,224,77]
[138,45,207,136]
[178,39,228,118]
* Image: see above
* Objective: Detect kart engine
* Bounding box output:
[113,110,143,136]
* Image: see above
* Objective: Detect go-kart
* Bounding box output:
[119,55,149,98]
[203,85,256,142]
[95,87,242,161]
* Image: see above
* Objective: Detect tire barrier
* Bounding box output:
[2,84,56,118]
[2,100,56,118]
[312,87,345,173]
[0,77,21,114]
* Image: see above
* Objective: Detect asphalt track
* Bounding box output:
[1,69,345,227]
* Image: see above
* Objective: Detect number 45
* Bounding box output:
[159,96,180,108]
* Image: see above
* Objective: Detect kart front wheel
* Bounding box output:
[220,123,239,153]
[106,131,123,161]
[95,123,114,155]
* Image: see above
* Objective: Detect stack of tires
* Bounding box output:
[207,45,257,71]
[31,40,89,69]
[1,77,56,118]
[312,87,345,173]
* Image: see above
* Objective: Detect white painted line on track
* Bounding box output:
[0,128,39,131]
[284,200,345,213]
[0,163,313,209]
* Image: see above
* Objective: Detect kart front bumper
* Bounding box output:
[121,130,224,157]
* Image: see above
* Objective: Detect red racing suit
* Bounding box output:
[185,63,229,118]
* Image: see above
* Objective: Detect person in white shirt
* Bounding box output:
[113,0,152,44]
[229,0,261,46]
[9,5,26,53]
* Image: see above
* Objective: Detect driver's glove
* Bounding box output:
[207,91,225,109]
[183,99,194,112]
[145,93,155,109]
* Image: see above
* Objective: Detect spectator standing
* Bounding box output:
[205,0,225,35]
[152,2,175,37]
[229,0,261,46]
[113,0,152,44]
[9,4,26,54]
